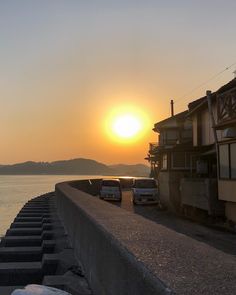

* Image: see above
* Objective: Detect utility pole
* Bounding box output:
[170,99,174,117]
[207,90,219,178]
[206,90,218,145]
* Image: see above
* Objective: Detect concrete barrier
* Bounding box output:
[55,181,172,295]
[0,193,92,295]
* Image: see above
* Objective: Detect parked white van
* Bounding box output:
[132,178,159,205]
[99,179,122,201]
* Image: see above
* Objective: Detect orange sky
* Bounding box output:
[1,1,236,164]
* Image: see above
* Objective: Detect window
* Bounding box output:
[181,129,192,139]
[166,130,178,140]
[134,179,157,188]
[230,143,236,178]
[172,152,185,168]
[218,142,236,180]
[171,152,191,169]
[219,144,229,178]
[161,154,167,170]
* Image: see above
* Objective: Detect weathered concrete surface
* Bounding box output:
[56,182,173,295]
[0,193,92,295]
[56,181,236,295]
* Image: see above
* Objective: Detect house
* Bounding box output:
[181,79,236,220]
[147,78,236,221]
[146,110,193,212]
[180,91,224,217]
[215,78,236,223]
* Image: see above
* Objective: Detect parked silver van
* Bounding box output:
[99,179,122,201]
[132,178,159,205]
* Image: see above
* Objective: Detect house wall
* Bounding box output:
[158,172,170,208]
[192,106,222,147]
[192,114,198,146]
[218,180,236,221]
[169,171,187,212]
[218,180,236,202]
[201,109,215,145]
[180,178,224,216]
[225,202,236,223]
[159,171,186,212]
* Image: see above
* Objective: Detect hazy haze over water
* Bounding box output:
[0,175,101,237]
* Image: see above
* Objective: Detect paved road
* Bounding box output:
[111,190,236,256]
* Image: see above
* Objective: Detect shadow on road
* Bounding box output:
[109,190,236,256]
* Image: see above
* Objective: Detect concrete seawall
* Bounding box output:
[1,179,234,294]
[56,181,172,295]
[56,180,236,295]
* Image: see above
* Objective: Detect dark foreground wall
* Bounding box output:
[55,181,172,295]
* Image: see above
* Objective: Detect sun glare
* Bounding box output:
[104,105,150,144]
[112,114,141,138]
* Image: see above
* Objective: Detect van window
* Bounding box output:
[102,180,120,187]
[134,179,157,188]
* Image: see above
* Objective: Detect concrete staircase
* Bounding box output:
[0,193,92,295]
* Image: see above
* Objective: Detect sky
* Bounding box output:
[0,0,236,165]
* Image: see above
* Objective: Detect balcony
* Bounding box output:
[216,86,236,129]
[149,142,160,154]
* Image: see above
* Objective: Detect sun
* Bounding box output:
[112,114,141,138]
[104,105,149,143]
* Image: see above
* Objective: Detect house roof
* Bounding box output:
[187,78,236,116]
[188,95,207,111]
[217,77,236,94]
[153,110,188,132]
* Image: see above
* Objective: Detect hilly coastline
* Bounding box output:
[0,158,149,177]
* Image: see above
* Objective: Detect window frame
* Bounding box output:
[171,151,191,170]
[161,153,168,171]
[218,141,236,180]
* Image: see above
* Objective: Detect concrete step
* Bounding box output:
[42,240,56,253]
[42,223,53,230]
[22,205,52,209]
[6,228,42,236]
[42,230,54,239]
[11,223,53,231]
[0,262,43,285]
[17,213,51,217]
[27,200,54,204]
[43,218,58,223]
[20,209,51,213]
[14,217,43,222]
[11,222,43,228]
[26,201,49,204]
[1,231,54,246]
[1,236,42,247]
[0,246,42,262]
[14,217,57,223]
[42,254,59,275]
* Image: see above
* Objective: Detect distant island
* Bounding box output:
[0,158,149,177]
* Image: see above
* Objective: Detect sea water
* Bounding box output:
[0,175,101,237]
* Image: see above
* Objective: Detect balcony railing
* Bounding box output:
[149,142,160,154]
[217,87,236,126]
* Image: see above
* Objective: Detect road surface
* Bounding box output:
[109,190,236,256]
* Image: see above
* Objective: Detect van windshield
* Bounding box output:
[102,180,120,187]
[134,179,157,188]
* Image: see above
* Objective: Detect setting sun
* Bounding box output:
[104,104,151,144]
[112,114,141,138]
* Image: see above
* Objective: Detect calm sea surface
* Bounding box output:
[0,175,101,237]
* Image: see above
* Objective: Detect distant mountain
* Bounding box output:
[0,158,149,177]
